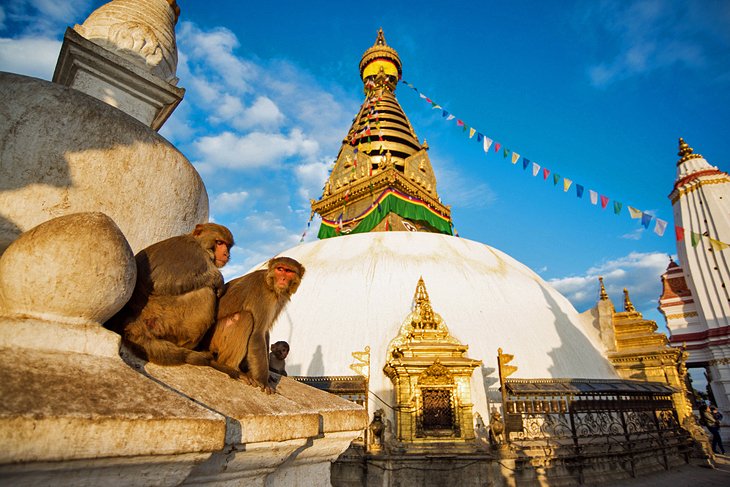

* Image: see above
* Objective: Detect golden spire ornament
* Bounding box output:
[623,288,636,312]
[677,137,702,166]
[599,276,608,301]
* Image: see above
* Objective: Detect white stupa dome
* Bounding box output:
[269,231,618,418]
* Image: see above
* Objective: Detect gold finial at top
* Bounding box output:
[599,276,608,301]
[375,27,386,46]
[623,288,636,312]
[677,138,703,166]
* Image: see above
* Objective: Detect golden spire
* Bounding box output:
[599,276,608,301]
[623,288,636,312]
[360,28,402,92]
[412,276,436,329]
[677,137,703,166]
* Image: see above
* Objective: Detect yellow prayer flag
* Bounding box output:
[469,128,476,139]
[709,238,730,251]
[511,152,520,164]
[563,178,572,192]
[628,206,642,219]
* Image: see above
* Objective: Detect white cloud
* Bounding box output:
[294,159,330,201]
[236,96,284,130]
[585,0,716,87]
[620,228,645,240]
[211,191,249,214]
[3,0,91,36]
[549,251,673,313]
[194,129,319,170]
[178,22,257,94]
[0,37,60,79]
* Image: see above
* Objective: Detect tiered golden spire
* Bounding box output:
[310,29,452,237]
[677,137,702,166]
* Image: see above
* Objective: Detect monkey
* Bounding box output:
[106,223,234,370]
[269,341,289,376]
[205,257,304,393]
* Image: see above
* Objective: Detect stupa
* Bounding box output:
[265,30,696,485]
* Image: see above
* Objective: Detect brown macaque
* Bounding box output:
[106,223,234,370]
[206,257,304,393]
[269,341,289,376]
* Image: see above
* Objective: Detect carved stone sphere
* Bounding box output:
[0,212,136,325]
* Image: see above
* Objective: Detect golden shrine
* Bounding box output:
[593,277,692,422]
[383,277,481,448]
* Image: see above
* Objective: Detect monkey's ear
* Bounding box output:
[266,258,275,270]
[298,263,306,279]
[192,224,205,237]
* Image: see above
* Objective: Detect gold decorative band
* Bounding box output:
[671,177,730,203]
[665,311,699,320]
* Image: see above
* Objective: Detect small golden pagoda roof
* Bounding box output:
[677,137,703,166]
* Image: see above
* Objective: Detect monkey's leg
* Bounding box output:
[125,319,212,366]
[209,312,256,382]
[247,331,274,394]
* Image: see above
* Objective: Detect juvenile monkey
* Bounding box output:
[207,257,304,393]
[269,341,289,376]
[107,223,234,369]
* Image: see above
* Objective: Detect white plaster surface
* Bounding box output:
[268,232,619,421]
[0,72,208,254]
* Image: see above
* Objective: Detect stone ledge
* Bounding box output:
[0,346,226,463]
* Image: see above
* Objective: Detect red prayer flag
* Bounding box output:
[494,143,502,153]
[543,168,550,180]
[457,120,464,127]
[675,226,685,241]
[600,195,609,209]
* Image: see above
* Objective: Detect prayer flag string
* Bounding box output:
[400,79,729,249]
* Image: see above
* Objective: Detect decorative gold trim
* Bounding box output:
[670,177,730,203]
[664,311,699,320]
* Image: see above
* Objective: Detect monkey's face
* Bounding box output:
[273,265,299,293]
[213,239,231,268]
[272,345,289,360]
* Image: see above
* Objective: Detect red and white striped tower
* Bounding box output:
[666,138,730,420]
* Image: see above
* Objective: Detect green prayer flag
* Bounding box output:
[691,232,701,247]
[613,201,622,215]
[553,174,560,185]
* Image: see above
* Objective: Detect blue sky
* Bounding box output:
[2,0,730,331]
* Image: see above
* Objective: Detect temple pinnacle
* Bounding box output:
[599,276,608,301]
[623,288,636,312]
[677,137,702,166]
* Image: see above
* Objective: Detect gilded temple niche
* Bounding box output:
[383,277,481,447]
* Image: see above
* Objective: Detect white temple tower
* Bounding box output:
[663,138,730,421]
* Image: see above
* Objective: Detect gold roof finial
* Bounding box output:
[623,288,636,312]
[375,27,386,46]
[599,276,608,301]
[359,28,402,89]
[677,137,703,166]
[412,276,436,328]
